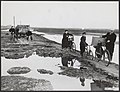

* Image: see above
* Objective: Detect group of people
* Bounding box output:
[9,26,19,41]
[9,26,33,41]
[94,30,116,66]
[62,29,117,66]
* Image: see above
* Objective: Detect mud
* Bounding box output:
[7,67,31,74]
[1,31,119,88]
[37,69,54,75]
[1,76,53,91]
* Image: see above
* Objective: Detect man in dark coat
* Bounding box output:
[9,26,15,41]
[62,30,69,48]
[102,30,116,62]
[14,27,19,40]
[9,26,15,35]
[80,32,88,57]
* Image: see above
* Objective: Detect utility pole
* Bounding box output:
[13,16,15,27]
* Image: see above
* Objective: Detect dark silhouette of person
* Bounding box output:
[9,26,15,35]
[14,27,19,40]
[102,30,116,62]
[80,77,85,86]
[62,30,69,49]
[26,30,33,41]
[9,26,15,41]
[61,57,68,67]
[80,32,88,57]
[94,40,103,62]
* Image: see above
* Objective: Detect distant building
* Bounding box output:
[16,25,30,33]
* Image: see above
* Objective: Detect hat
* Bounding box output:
[65,30,68,32]
[82,31,86,35]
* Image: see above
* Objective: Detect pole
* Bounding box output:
[13,16,15,27]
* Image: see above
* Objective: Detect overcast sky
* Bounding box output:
[1,1,119,29]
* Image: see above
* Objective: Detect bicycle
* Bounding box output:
[99,46,111,66]
[92,37,111,66]
[83,45,94,60]
[68,34,76,51]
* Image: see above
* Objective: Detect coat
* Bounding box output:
[80,36,88,52]
[62,33,69,48]
[102,32,116,54]
[102,32,116,59]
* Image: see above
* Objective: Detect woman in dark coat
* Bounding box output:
[62,30,69,49]
[80,32,88,57]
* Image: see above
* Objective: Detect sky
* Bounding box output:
[1,1,119,29]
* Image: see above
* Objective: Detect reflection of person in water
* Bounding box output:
[80,77,85,86]
[61,56,74,67]
[61,57,68,67]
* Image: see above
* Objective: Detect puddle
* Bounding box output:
[1,53,92,90]
[1,30,119,91]
[1,52,118,91]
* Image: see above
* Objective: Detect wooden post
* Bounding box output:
[13,16,15,27]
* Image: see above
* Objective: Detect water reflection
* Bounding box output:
[1,52,118,91]
[91,79,114,91]
[60,56,118,91]
[79,77,85,86]
[61,56,74,67]
[61,56,80,68]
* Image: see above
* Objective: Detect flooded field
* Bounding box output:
[1,53,118,91]
[1,53,93,90]
[1,30,119,91]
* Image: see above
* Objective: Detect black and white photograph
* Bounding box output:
[1,1,119,91]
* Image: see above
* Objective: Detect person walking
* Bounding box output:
[80,32,88,57]
[102,30,116,66]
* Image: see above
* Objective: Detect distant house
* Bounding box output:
[16,25,30,37]
[16,25,30,33]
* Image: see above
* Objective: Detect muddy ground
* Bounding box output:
[7,67,31,74]
[1,31,119,90]
[1,76,53,91]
